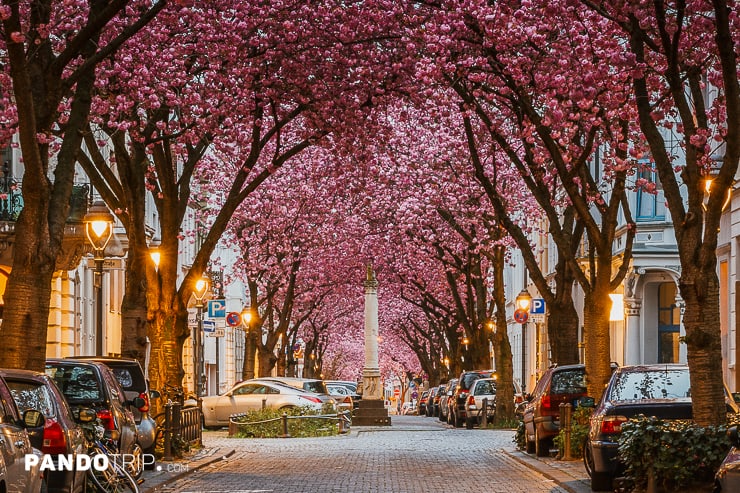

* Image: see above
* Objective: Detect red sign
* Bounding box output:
[226,312,242,327]
[393,388,400,396]
[514,309,529,324]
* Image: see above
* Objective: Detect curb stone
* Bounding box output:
[141,447,236,492]
[504,449,593,493]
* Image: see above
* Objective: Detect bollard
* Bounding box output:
[337,412,344,433]
[560,402,573,460]
[262,398,267,409]
[163,401,173,461]
[281,412,290,438]
[481,398,488,428]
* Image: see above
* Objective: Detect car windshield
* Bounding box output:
[460,372,492,390]
[303,381,328,394]
[7,381,55,418]
[46,364,102,403]
[610,369,691,401]
[474,380,496,395]
[550,369,586,394]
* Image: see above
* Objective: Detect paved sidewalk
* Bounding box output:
[505,449,592,493]
[140,420,594,493]
[140,444,236,492]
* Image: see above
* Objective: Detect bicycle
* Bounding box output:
[78,408,139,493]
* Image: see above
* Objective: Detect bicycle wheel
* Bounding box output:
[86,445,139,493]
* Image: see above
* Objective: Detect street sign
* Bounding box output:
[207,299,226,318]
[226,312,242,327]
[531,298,546,314]
[202,320,216,333]
[531,314,545,324]
[393,388,400,397]
[514,308,529,324]
[207,328,225,338]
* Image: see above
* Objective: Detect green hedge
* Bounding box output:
[554,406,593,459]
[618,416,731,491]
[230,406,344,438]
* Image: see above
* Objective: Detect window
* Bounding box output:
[7,382,54,417]
[636,161,666,221]
[658,283,681,363]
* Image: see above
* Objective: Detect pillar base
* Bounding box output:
[352,399,391,426]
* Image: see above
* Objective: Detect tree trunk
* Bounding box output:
[120,249,149,366]
[680,266,726,425]
[242,330,258,380]
[257,346,278,377]
[547,297,580,366]
[147,308,188,416]
[0,259,54,370]
[583,285,613,401]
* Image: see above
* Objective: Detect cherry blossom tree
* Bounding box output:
[0,0,165,370]
[583,0,740,425]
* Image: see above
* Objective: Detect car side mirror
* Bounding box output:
[78,408,97,423]
[578,396,596,408]
[130,396,146,409]
[149,389,161,400]
[22,409,45,428]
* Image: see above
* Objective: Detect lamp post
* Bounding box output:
[192,277,209,403]
[84,200,114,356]
[515,289,532,393]
[486,318,496,370]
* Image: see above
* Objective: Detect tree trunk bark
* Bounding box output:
[680,266,726,425]
[120,248,149,365]
[257,346,278,377]
[548,296,580,366]
[583,286,613,401]
[147,308,188,416]
[242,330,258,380]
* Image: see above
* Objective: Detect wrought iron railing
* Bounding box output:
[0,161,22,221]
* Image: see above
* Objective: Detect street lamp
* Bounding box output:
[515,289,532,392]
[149,238,161,271]
[84,200,114,356]
[192,277,209,403]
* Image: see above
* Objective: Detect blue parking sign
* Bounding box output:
[531,298,546,314]
[207,299,226,318]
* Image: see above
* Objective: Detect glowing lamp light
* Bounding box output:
[609,294,625,322]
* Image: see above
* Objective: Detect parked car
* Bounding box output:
[253,377,335,407]
[438,379,457,423]
[464,378,497,429]
[450,370,496,428]
[1,369,87,493]
[325,381,360,410]
[583,364,739,492]
[418,390,430,415]
[401,402,417,415]
[0,371,46,493]
[716,426,740,492]
[523,363,589,457]
[45,359,142,472]
[427,385,444,417]
[70,356,158,459]
[202,380,329,427]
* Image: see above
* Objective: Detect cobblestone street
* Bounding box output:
[149,415,587,493]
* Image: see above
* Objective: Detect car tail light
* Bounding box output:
[515,395,523,404]
[343,396,352,405]
[541,394,551,410]
[42,418,67,455]
[138,392,150,412]
[97,409,116,431]
[299,395,322,404]
[467,395,476,406]
[600,416,629,435]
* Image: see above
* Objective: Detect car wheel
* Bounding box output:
[535,427,549,457]
[438,409,446,422]
[454,411,463,428]
[589,471,613,492]
[143,444,157,470]
[128,442,144,479]
[466,417,475,429]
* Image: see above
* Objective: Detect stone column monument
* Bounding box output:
[352,265,391,425]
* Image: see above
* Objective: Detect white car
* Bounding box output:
[202,380,328,428]
[465,378,497,428]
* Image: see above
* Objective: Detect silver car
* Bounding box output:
[202,380,329,428]
[253,377,336,407]
[465,378,497,428]
[0,372,45,493]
